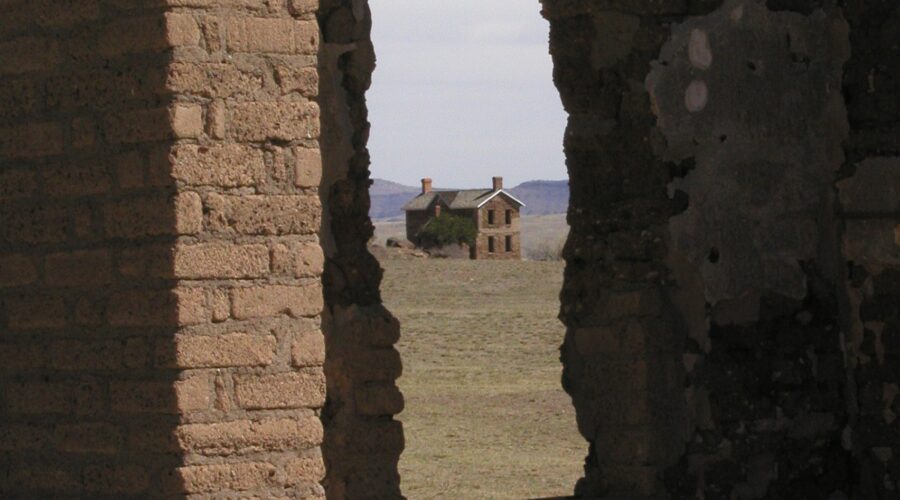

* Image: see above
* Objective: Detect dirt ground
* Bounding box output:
[379,258,584,499]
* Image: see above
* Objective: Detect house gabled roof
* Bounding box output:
[402,189,525,211]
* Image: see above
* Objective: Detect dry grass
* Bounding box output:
[380,258,584,499]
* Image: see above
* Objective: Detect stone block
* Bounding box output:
[206,194,321,235]
[110,376,211,414]
[167,462,276,494]
[55,423,121,454]
[5,295,68,330]
[176,417,323,455]
[0,122,64,159]
[233,370,326,409]
[0,254,37,287]
[45,250,113,287]
[171,144,265,187]
[231,284,324,319]
[174,242,269,279]
[158,333,277,368]
[226,18,318,54]
[292,330,325,367]
[228,101,320,141]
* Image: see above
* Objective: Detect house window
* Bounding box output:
[505,210,512,225]
[488,236,495,253]
[488,210,495,225]
[505,235,512,252]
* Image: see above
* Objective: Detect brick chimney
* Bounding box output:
[422,178,432,194]
[492,176,503,191]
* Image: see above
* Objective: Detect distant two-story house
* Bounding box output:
[402,177,525,260]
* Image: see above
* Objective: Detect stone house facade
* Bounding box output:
[402,177,524,260]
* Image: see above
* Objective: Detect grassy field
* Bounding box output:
[380,257,584,499]
[373,214,569,260]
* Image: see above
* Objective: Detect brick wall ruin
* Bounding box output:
[1,1,327,497]
[1,0,900,498]
[544,0,900,497]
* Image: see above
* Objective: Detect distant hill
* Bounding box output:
[369,178,569,220]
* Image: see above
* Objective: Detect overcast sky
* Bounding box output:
[367,0,568,189]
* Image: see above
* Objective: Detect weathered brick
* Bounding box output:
[226,18,318,54]
[206,194,321,235]
[110,376,211,414]
[355,383,404,416]
[174,242,269,279]
[574,321,648,357]
[2,466,82,493]
[116,245,173,279]
[275,64,318,96]
[0,122,64,159]
[55,423,120,454]
[284,450,326,483]
[295,146,323,187]
[106,288,206,327]
[49,339,132,371]
[292,330,325,367]
[172,103,204,138]
[45,250,113,287]
[31,0,101,28]
[176,417,323,455]
[208,288,231,322]
[0,254,37,287]
[104,105,202,144]
[228,101,320,141]
[5,295,67,330]
[288,0,318,15]
[171,144,265,187]
[0,168,37,199]
[83,465,149,494]
[346,348,403,382]
[155,0,269,8]
[104,192,202,238]
[234,370,326,409]
[167,62,265,98]
[167,462,276,493]
[207,99,226,139]
[0,36,60,75]
[232,284,323,319]
[98,13,199,57]
[70,117,97,149]
[0,203,71,244]
[0,343,47,372]
[273,241,325,277]
[0,424,50,451]
[4,380,102,415]
[158,333,277,368]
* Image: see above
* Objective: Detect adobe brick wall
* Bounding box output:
[1,0,327,498]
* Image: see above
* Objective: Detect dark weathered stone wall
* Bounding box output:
[317,1,405,498]
[838,1,900,496]
[543,0,895,497]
